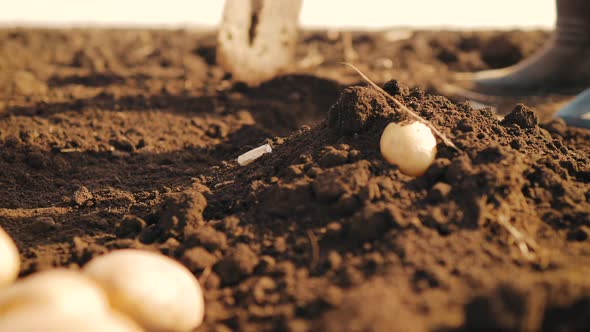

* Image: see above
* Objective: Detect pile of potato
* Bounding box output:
[0,227,205,332]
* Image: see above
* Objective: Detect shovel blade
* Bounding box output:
[217,0,303,86]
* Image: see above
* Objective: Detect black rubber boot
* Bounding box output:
[555,88,590,128]
[466,0,590,96]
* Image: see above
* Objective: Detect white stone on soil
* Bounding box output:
[237,144,272,166]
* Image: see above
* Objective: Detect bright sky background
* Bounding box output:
[0,0,555,29]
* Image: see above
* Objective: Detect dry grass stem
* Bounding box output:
[307,230,320,271]
[497,214,540,262]
[199,266,212,285]
[344,63,460,151]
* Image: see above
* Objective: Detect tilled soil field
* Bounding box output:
[0,28,589,331]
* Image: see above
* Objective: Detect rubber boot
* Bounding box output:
[466,0,590,96]
[555,88,590,128]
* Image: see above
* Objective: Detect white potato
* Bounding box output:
[0,227,19,287]
[0,269,109,316]
[380,121,437,176]
[0,305,143,332]
[83,249,205,332]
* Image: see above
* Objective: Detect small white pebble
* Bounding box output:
[237,144,272,166]
[83,249,205,332]
[0,227,19,287]
[380,121,437,176]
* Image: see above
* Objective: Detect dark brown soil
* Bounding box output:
[1,27,589,332]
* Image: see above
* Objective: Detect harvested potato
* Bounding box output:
[380,121,437,176]
[84,249,205,332]
[0,227,19,287]
[0,269,109,316]
[0,306,143,332]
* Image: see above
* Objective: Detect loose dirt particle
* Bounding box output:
[501,104,539,129]
[184,225,227,251]
[28,216,57,234]
[214,244,259,285]
[158,189,207,236]
[115,216,146,238]
[327,87,395,135]
[72,186,94,206]
[182,247,218,271]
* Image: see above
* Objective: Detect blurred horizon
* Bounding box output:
[1,0,555,29]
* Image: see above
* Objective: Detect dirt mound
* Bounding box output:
[202,81,589,331]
